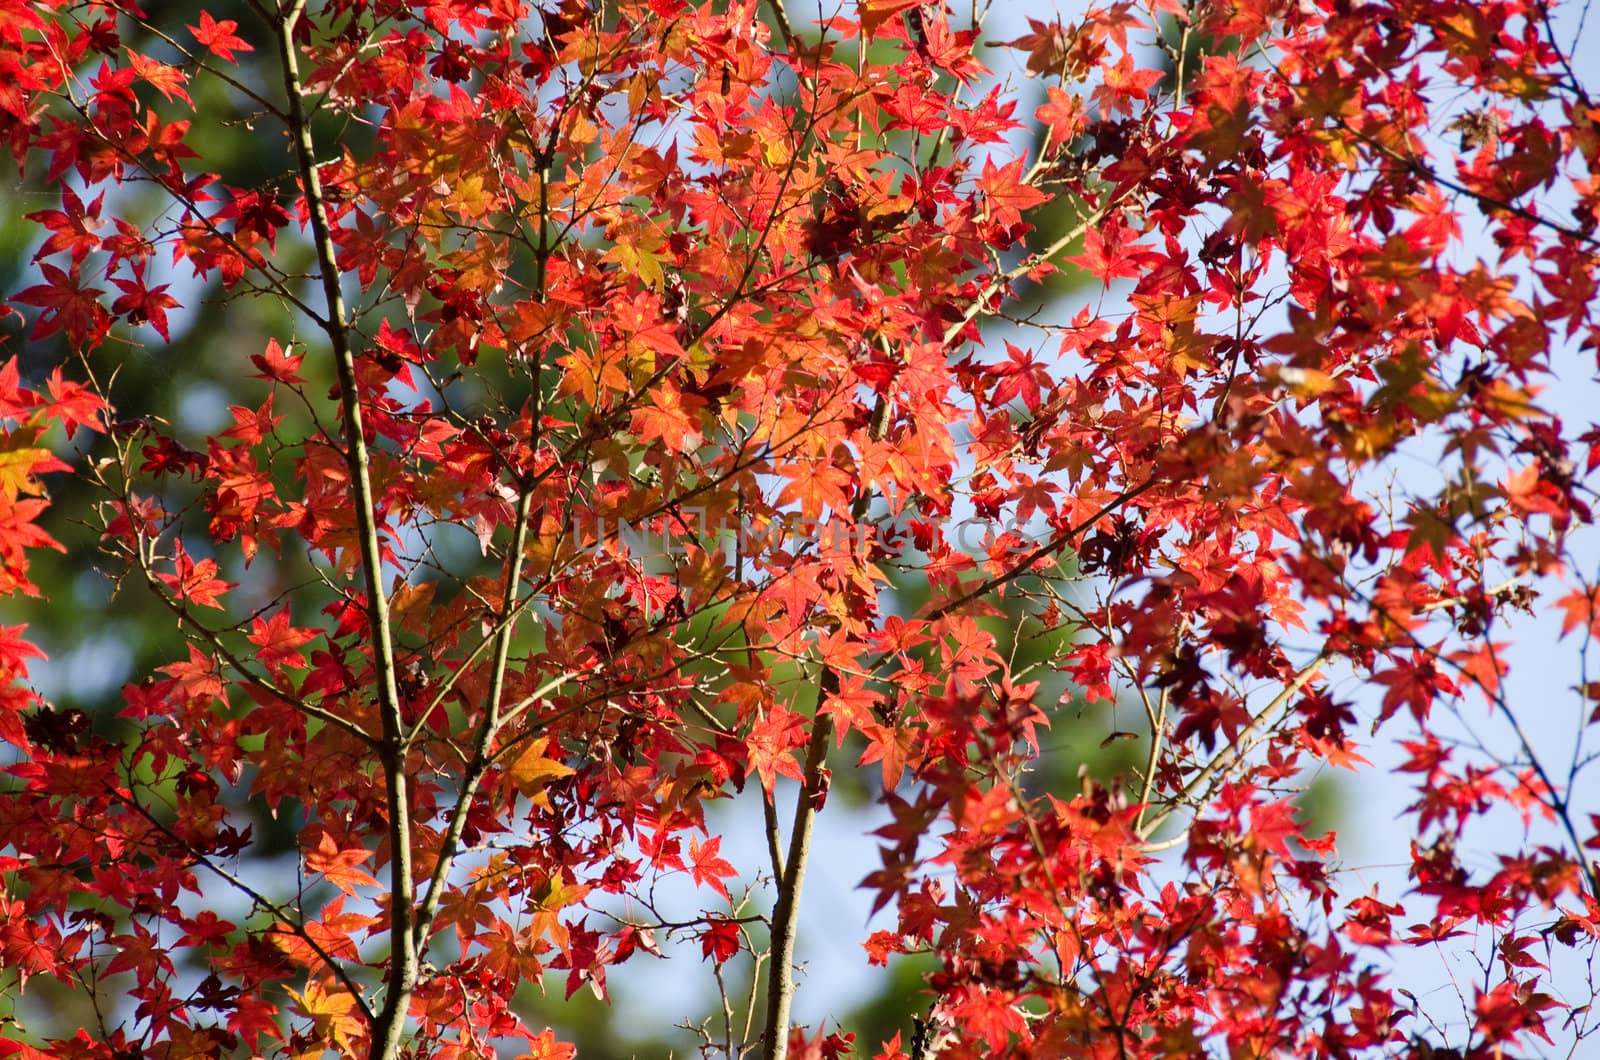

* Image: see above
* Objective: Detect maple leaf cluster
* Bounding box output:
[1,0,1599,1057]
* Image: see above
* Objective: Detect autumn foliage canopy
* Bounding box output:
[3,0,1600,1056]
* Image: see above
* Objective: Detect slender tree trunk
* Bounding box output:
[269,7,416,1057]
[762,397,889,1058]
[762,704,834,1060]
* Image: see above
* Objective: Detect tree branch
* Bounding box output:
[761,679,833,1059]
[927,477,1160,622]
[268,6,415,1055]
[1137,653,1328,841]
[761,396,889,1058]
[411,130,560,953]
[763,0,797,52]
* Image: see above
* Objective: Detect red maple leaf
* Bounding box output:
[305,833,380,898]
[975,157,1048,230]
[12,263,109,347]
[699,917,741,964]
[189,10,254,62]
[249,338,306,384]
[157,547,233,610]
[109,269,179,340]
[25,186,104,265]
[745,706,807,794]
[247,609,315,676]
[42,369,107,437]
[687,835,737,901]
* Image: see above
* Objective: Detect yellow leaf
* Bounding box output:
[506,737,575,804]
[532,873,589,912]
[287,980,361,1054]
[0,428,60,500]
[1273,365,1336,397]
[388,580,436,630]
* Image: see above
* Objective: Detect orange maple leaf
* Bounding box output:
[305,833,380,898]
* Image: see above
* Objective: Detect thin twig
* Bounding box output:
[1137,654,1328,840]
[764,0,797,52]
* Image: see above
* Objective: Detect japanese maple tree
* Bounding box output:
[3,0,1600,1056]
